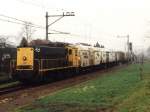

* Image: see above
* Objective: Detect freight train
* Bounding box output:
[11,43,128,82]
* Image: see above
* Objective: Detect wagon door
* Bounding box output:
[106,52,109,63]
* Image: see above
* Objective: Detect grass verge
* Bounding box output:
[15,63,150,112]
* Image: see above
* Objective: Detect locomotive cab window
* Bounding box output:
[75,50,77,56]
[69,49,72,55]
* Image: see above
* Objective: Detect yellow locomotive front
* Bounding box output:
[17,48,34,70]
[13,47,37,82]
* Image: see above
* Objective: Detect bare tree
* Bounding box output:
[19,37,28,47]
[19,22,36,43]
[0,36,16,47]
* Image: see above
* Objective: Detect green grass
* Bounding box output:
[116,80,150,112]
[15,62,150,112]
[116,62,150,112]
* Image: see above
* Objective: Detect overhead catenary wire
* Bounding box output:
[0,17,44,29]
[2,1,106,40]
[15,0,65,11]
[1,1,77,36]
[16,0,46,9]
[0,15,79,37]
[0,18,25,25]
[0,14,61,31]
[0,14,45,29]
[0,14,27,23]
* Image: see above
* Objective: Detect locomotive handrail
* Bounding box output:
[40,58,66,61]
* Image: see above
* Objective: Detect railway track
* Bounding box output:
[0,82,46,95]
[0,84,24,95]
[0,64,127,96]
[0,82,28,95]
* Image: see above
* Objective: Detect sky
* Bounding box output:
[0,0,150,53]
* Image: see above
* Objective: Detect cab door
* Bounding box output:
[68,48,79,67]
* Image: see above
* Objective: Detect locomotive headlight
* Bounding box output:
[23,56,27,61]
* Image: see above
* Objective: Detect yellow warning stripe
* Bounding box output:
[16,69,33,70]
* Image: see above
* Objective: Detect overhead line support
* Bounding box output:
[45,11,75,40]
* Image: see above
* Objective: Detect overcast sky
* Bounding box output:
[0,0,150,52]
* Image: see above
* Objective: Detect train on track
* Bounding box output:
[11,42,130,82]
